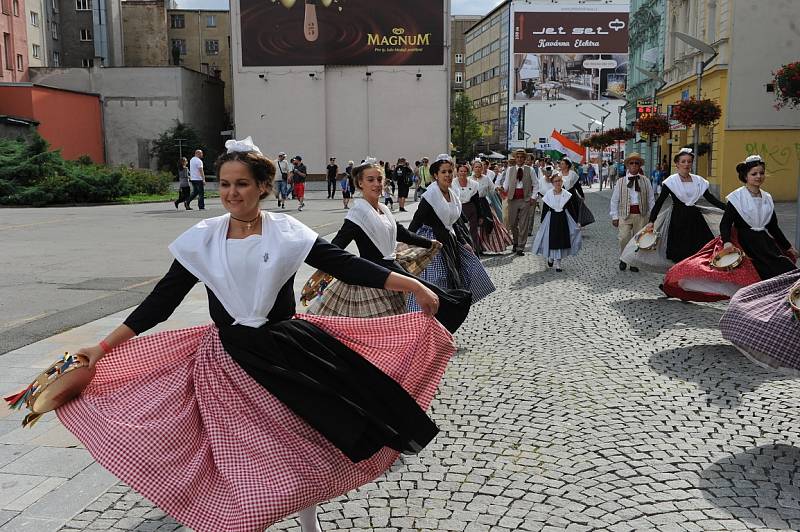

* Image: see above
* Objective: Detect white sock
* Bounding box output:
[298,506,322,532]
[555,259,562,269]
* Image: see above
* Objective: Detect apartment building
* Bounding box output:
[1,0,30,81]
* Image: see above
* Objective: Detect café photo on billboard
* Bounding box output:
[512,6,629,101]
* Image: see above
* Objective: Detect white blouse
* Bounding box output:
[226,235,263,315]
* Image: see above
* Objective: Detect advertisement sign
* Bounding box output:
[512,6,629,101]
[240,0,444,67]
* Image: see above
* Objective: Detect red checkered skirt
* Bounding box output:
[57,313,455,532]
[720,270,800,372]
[662,236,761,302]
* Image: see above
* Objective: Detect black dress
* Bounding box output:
[541,203,572,250]
[331,219,472,332]
[408,198,474,290]
[720,203,796,280]
[124,238,439,463]
[649,184,726,262]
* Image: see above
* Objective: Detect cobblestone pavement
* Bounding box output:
[48,191,800,531]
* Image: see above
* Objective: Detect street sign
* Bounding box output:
[583,59,618,70]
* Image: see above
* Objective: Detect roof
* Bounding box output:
[0,115,39,127]
[168,0,228,10]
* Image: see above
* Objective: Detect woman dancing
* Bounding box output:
[452,163,483,254]
[408,154,495,308]
[531,174,582,272]
[308,159,472,332]
[58,138,456,532]
[473,160,513,254]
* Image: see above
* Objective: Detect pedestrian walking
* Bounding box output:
[394,158,413,212]
[291,155,307,211]
[186,149,205,210]
[326,157,338,199]
[340,170,352,209]
[345,160,355,196]
[610,153,654,272]
[56,137,454,532]
[503,149,539,256]
[382,179,394,211]
[532,174,582,272]
[173,157,191,210]
[275,152,292,208]
[415,157,431,201]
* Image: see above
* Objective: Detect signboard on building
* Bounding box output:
[511,4,629,101]
[240,0,444,66]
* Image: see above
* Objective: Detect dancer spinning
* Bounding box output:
[58,138,456,532]
[308,159,472,332]
[473,160,513,254]
[531,174,582,272]
[409,154,495,307]
[643,148,726,262]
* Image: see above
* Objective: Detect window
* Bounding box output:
[455,53,463,64]
[32,43,40,58]
[465,79,471,88]
[81,58,93,67]
[51,21,59,39]
[16,53,23,70]
[1,0,9,15]
[12,0,19,16]
[205,39,219,55]
[171,39,186,55]
[80,28,92,41]
[490,92,499,104]
[170,14,185,29]
[454,71,463,84]
[3,33,10,69]
[75,0,91,9]
[206,14,216,27]
[52,50,60,65]
[30,10,39,25]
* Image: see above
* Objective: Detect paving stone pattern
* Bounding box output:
[58,191,800,532]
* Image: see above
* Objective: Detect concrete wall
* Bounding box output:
[28,66,225,168]
[121,0,169,66]
[230,0,450,176]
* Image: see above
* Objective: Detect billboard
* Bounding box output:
[512,7,629,101]
[240,0,445,67]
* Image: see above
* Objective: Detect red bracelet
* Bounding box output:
[99,340,112,354]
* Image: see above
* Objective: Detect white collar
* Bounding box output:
[453,178,479,203]
[346,199,397,260]
[663,173,709,206]
[726,186,774,232]
[169,212,317,328]
[543,189,572,212]
[422,184,462,233]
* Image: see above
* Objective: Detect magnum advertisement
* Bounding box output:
[512,7,629,101]
[240,0,445,66]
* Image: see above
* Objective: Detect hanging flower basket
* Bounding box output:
[682,142,711,157]
[671,97,722,127]
[581,133,614,150]
[605,127,635,142]
[772,61,800,110]
[634,114,670,136]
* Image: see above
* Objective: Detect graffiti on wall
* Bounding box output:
[743,142,800,178]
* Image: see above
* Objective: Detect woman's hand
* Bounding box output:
[74,344,105,368]
[644,222,654,233]
[413,283,439,316]
[723,241,734,249]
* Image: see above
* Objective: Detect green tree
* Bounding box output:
[150,122,208,173]
[450,93,483,160]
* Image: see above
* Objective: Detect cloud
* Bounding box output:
[452,0,504,16]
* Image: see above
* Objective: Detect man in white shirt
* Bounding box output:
[610,152,655,272]
[275,152,292,209]
[503,149,539,255]
[187,149,205,210]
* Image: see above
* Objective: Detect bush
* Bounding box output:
[118,166,172,195]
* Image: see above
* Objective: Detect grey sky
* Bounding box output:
[452,0,503,16]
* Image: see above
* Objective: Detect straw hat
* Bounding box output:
[624,152,644,164]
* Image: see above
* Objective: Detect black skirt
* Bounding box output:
[737,227,796,280]
[666,202,715,262]
[548,210,573,250]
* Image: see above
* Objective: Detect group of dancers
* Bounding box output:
[614,147,800,375]
[57,140,498,532]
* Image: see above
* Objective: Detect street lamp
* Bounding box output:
[635,66,668,178]
[671,31,718,173]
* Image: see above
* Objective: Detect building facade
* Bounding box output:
[56,0,122,68]
[25,0,45,66]
[121,0,168,66]
[657,0,800,200]
[1,0,30,81]
[463,3,509,152]
[450,15,480,105]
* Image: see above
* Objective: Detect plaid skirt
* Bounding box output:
[408,226,495,309]
[309,283,407,318]
[720,270,800,372]
[478,209,513,253]
[58,313,454,532]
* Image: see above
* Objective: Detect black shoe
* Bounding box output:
[556,268,563,272]
[516,250,524,256]
[511,247,517,254]
[619,261,627,271]
[630,266,639,272]
[185,206,193,210]
[547,259,554,268]
[399,208,407,212]
[174,201,179,210]
[199,208,205,210]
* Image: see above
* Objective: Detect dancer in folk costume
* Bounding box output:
[501,149,539,256]
[453,163,484,254]
[610,153,654,272]
[558,158,595,227]
[661,155,798,302]
[58,139,456,532]
[408,154,495,309]
[531,173,582,272]
[308,159,472,332]
[473,160,513,254]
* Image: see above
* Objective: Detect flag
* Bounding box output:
[550,129,585,163]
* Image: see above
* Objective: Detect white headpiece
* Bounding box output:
[744,154,764,164]
[362,156,378,165]
[435,153,452,163]
[678,147,693,156]
[225,136,262,155]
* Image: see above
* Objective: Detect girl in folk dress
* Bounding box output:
[59,138,456,532]
[309,159,472,332]
[558,158,595,227]
[531,174,582,272]
[473,160,513,254]
[408,155,495,309]
[452,163,483,254]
